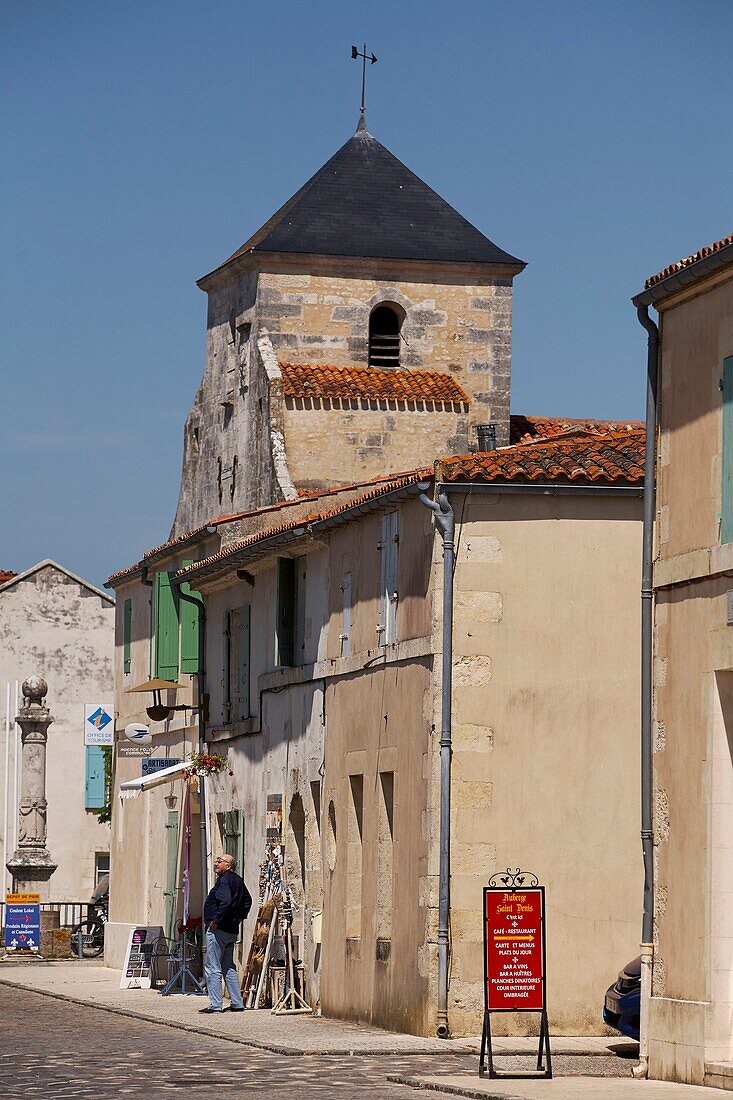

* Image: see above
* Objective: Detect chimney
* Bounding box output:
[476,423,497,452]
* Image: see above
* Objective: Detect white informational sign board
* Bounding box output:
[119,925,165,989]
[84,703,115,746]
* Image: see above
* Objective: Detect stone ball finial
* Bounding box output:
[22,676,48,703]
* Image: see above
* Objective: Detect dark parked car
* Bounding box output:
[603,956,641,1041]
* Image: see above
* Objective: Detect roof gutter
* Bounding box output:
[438,481,642,496]
[633,240,733,308]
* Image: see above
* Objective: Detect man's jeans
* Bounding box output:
[204,928,243,1010]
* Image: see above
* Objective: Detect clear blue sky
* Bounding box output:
[2,0,731,587]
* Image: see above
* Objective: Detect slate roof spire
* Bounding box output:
[201,126,525,281]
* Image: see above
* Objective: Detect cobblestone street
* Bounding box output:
[0,986,632,1099]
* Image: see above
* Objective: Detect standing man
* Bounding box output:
[200,853,252,1014]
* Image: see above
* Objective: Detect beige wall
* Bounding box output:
[439,491,644,1036]
[0,564,113,901]
[647,272,733,1083]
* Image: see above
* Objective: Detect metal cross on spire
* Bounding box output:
[351,43,377,122]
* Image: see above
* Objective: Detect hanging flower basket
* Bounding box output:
[184,751,233,779]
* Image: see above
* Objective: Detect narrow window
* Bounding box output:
[155,572,179,681]
[369,304,403,368]
[340,571,352,657]
[289,793,307,892]
[376,772,394,951]
[218,809,243,871]
[123,598,132,675]
[379,511,399,646]
[346,775,364,942]
[94,852,110,886]
[723,356,733,543]
[276,557,306,667]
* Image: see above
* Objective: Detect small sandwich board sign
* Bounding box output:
[480,870,552,1080]
[4,893,41,953]
[120,926,164,989]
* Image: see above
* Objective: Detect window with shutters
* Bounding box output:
[85,745,106,810]
[723,356,733,543]
[222,606,250,723]
[379,511,399,646]
[275,557,307,667]
[123,598,132,675]
[155,571,180,681]
[218,810,243,873]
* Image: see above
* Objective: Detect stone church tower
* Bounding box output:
[171,116,524,536]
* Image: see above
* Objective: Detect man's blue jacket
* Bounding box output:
[203,870,252,934]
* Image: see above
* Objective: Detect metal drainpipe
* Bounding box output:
[419,484,455,1039]
[632,305,659,1079]
[172,584,210,927]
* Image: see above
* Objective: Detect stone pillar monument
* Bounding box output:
[6,677,57,901]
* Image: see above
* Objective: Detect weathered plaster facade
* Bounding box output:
[640,269,733,1085]
[0,562,113,901]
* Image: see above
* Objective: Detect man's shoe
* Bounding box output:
[228,1006,245,1012]
[198,1007,221,1014]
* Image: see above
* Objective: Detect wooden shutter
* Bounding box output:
[276,558,296,667]
[85,746,106,810]
[295,557,307,664]
[723,356,733,544]
[235,604,251,720]
[223,610,232,723]
[341,571,352,657]
[179,561,200,674]
[163,810,180,939]
[155,571,179,681]
[379,512,399,645]
[123,598,132,675]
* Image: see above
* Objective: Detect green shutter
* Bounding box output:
[276,558,296,667]
[295,557,307,664]
[163,810,180,940]
[236,605,250,719]
[123,598,132,675]
[179,561,200,674]
[85,746,106,810]
[155,572,180,681]
[723,357,733,544]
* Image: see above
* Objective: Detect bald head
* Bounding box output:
[215,853,235,875]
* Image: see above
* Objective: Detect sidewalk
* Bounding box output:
[390,1073,728,1099]
[0,960,622,1058]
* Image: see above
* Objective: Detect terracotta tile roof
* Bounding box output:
[279,362,469,405]
[178,470,430,579]
[645,232,733,289]
[0,570,17,587]
[439,427,645,486]
[510,414,643,445]
[106,470,431,587]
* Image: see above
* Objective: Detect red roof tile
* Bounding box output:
[645,232,733,289]
[510,414,643,445]
[178,470,430,579]
[0,570,17,587]
[279,362,469,405]
[440,428,645,486]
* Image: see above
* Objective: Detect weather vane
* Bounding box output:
[351,43,377,118]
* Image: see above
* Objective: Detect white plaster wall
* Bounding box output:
[0,564,114,901]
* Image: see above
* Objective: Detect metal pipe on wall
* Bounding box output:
[419,484,455,1038]
[633,303,660,1079]
[172,583,210,918]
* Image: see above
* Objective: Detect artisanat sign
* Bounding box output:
[485,886,545,1011]
[141,757,182,778]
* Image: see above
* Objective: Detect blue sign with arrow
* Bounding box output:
[5,902,41,951]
